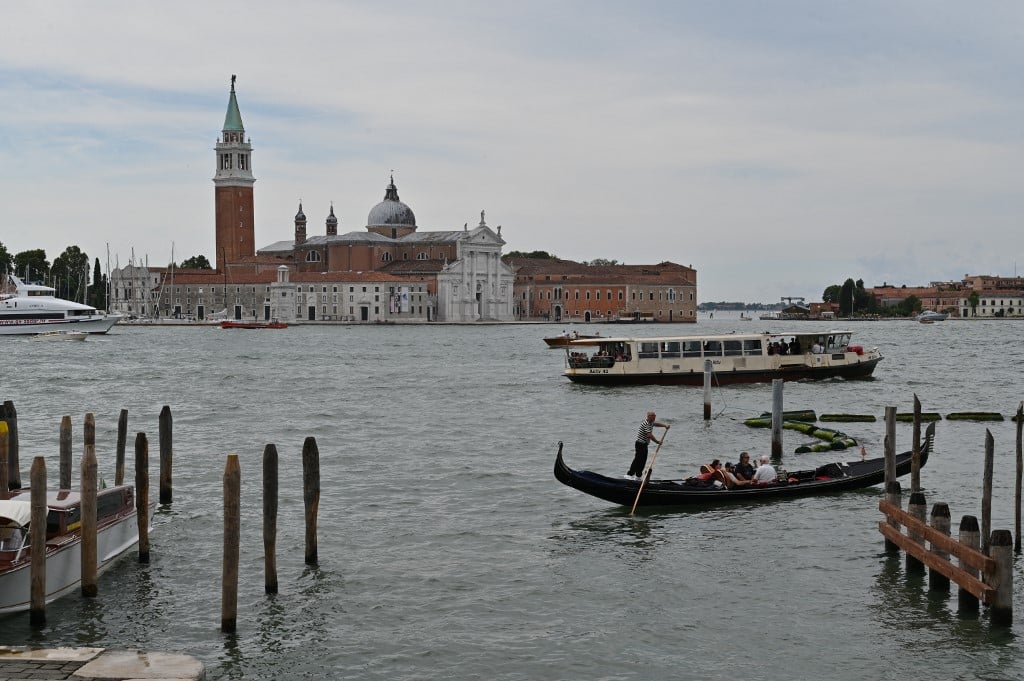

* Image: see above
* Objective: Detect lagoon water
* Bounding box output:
[2,318,1024,680]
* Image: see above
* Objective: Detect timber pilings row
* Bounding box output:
[877,399,1023,627]
[0,402,172,627]
[220,437,321,633]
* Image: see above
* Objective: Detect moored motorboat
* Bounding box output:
[220,320,288,329]
[0,275,121,335]
[916,310,948,322]
[553,423,933,508]
[562,330,882,385]
[0,485,153,613]
[544,330,602,347]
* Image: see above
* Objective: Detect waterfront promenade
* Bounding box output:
[0,648,204,680]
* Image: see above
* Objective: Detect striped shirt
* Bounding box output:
[636,419,653,444]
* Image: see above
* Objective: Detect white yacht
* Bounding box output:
[0,275,121,335]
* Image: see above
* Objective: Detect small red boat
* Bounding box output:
[220,320,288,329]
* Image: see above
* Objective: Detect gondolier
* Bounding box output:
[627,411,669,479]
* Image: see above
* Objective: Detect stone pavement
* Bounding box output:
[0,647,204,680]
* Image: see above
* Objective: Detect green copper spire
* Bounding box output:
[223,74,244,132]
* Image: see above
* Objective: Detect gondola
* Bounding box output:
[553,423,934,508]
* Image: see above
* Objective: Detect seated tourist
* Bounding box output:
[734,452,754,481]
[721,462,751,488]
[752,455,778,483]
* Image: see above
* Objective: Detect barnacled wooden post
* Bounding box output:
[957,515,980,613]
[928,503,951,592]
[263,444,279,595]
[884,406,896,487]
[29,457,46,627]
[906,490,927,574]
[81,414,98,598]
[135,433,150,563]
[982,430,993,554]
[159,405,173,504]
[302,437,320,565]
[222,454,241,633]
[59,415,72,489]
[116,409,128,487]
[3,401,21,489]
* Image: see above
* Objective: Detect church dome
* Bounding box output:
[367,176,416,228]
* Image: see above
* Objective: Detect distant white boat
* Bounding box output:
[0,275,120,335]
[916,310,948,322]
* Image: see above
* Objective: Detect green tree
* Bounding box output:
[585,258,620,266]
[822,284,842,304]
[839,279,856,316]
[502,250,558,260]
[0,242,11,276]
[968,291,980,317]
[52,246,90,302]
[89,258,107,309]
[897,294,921,317]
[13,249,49,283]
[179,255,212,270]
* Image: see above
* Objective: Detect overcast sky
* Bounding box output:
[2,1,1022,303]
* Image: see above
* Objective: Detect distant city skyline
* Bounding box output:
[1,2,1022,302]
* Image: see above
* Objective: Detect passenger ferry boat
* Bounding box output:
[0,485,152,613]
[0,275,121,335]
[562,330,882,385]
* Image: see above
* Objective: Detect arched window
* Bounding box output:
[305,251,321,262]
[417,252,429,260]
[381,252,392,262]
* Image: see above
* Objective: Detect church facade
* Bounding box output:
[111,77,515,323]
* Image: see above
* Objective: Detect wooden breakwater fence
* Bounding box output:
[876,401,1024,627]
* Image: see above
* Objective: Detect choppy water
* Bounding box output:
[2,318,1024,680]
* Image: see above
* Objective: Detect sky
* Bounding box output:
[1,1,1022,303]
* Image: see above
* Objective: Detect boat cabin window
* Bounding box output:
[0,524,26,551]
[638,342,659,359]
[723,340,742,356]
[660,341,681,358]
[702,340,722,356]
[682,340,702,357]
[743,339,763,356]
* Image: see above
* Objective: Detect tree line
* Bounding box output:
[0,242,211,311]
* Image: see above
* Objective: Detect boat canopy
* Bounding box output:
[0,500,32,528]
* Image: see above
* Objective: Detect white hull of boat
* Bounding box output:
[0,315,120,336]
[0,507,148,614]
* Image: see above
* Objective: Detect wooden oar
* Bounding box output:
[630,429,669,515]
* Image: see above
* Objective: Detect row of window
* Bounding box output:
[637,339,763,359]
[218,152,249,171]
[525,288,691,302]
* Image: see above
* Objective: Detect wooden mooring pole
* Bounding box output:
[222,454,241,633]
[0,422,8,500]
[911,394,921,492]
[770,379,783,461]
[906,490,927,574]
[159,405,173,504]
[928,503,951,592]
[1015,402,1022,554]
[303,437,320,566]
[29,456,46,627]
[884,481,902,554]
[135,433,150,564]
[116,408,128,487]
[81,414,98,597]
[957,515,980,612]
[884,406,896,486]
[3,400,21,489]
[982,430,993,554]
[59,415,72,489]
[990,530,1014,626]
[263,444,279,595]
[702,360,712,421]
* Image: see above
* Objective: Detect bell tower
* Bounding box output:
[214,75,256,269]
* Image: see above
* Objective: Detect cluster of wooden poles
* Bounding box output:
[878,398,1022,626]
[220,438,321,634]
[0,401,174,627]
